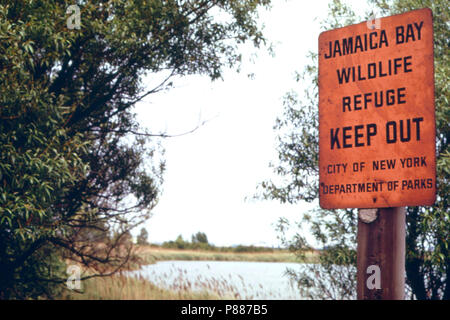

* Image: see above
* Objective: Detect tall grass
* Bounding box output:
[61,273,238,300]
[62,265,264,300]
[60,246,315,300]
[128,266,261,300]
[61,263,293,300]
[127,263,302,300]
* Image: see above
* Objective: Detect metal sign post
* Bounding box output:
[318,9,435,300]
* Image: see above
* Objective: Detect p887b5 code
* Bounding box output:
[224,304,267,316]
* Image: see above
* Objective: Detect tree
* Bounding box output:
[137,228,149,245]
[259,0,449,299]
[175,234,187,249]
[192,231,209,244]
[0,0,271,299]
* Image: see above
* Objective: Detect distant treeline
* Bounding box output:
[150,233,276,253]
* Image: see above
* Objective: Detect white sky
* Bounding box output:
[133,0,370,247]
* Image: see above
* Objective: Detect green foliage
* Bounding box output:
[161,233,274,253]
[232,244,273,253]
[261,0,449,299]
[163,233,212,250]
[0,0,271,299]
[191,231,209,244]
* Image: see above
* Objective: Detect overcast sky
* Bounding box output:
[133,0,370,247]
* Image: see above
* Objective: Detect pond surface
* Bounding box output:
[128,260,305,299]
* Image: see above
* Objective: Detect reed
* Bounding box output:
[60,246,315,300]
[62,273,224,300]
[61,270,249,300]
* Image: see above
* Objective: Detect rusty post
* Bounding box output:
[357,207,406,300]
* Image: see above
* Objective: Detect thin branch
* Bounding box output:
[88,114,218,139]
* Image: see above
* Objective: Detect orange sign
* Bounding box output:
[319,8,436,209]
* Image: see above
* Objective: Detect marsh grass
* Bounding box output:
[61,246,315,300]
[61,272,236,300]
[129,262,302,300]
[135,246,318,265]
[61,264,292,300]
[129,266,256,300]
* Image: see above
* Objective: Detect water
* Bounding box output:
[128,260,304,299]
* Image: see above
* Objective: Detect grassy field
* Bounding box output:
[134,246,318,265]
[62,271,249,300]
[62,274,218,300]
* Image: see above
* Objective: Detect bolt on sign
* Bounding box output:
[318,8,436,209]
